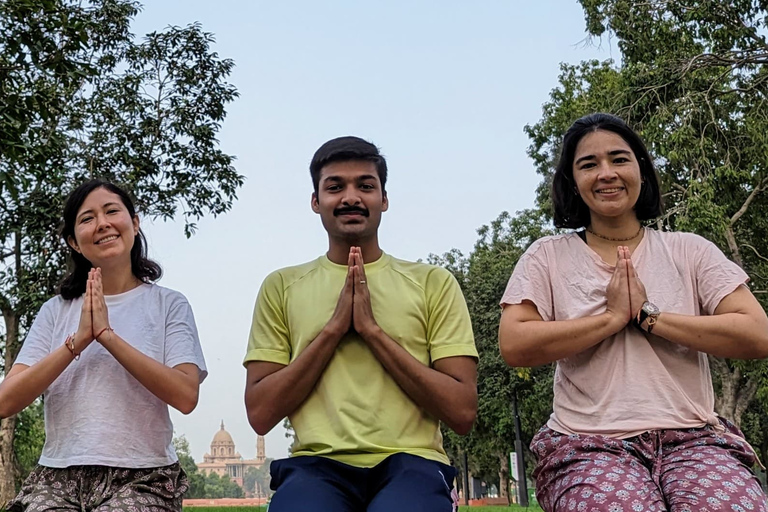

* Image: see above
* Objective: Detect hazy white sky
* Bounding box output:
[129,0,616,463]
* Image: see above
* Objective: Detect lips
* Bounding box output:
[95,234,119,244]
[595,187,624,194]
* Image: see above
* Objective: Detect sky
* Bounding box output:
[127,0,617,463]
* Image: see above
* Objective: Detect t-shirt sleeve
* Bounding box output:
[425,267,478,363]
[499,244,554,321]
[243,271,292,367]
[15,299,57,367]
[693,236,750,315]
[164,296,208,383]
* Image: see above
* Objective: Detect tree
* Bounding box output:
[243,461,273,498]
[0,0,242,501]
[433,210,555,502]
[525,0,768,438]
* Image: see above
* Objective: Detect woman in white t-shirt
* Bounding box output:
[0,179,207,512]
[499,113,768,512]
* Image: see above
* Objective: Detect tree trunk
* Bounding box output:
[497,451,510,504]
[0,309,20,504]
[710,356,757,427]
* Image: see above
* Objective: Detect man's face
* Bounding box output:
[311,160,388,242]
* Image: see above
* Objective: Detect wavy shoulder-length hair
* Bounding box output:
[58,179,162,300]
[551,113,663,229]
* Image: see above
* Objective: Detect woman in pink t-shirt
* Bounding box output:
[499,113,768,512]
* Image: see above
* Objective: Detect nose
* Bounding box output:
[341,189,362,206]
[95,213,112,231]
[596,161,619,181]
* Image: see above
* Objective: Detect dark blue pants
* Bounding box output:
[268,453,458,512]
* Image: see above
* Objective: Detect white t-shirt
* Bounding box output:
[16,283,208,468]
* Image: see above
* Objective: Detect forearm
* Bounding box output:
[649,312,768,359]
[98,332,199,414]
[360,327,477,434]
[245,327,342,435]
[0,345,76,418]
[500,311,624,367]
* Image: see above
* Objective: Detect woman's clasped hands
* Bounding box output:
[606,245,649,329]
[70,268,113,358]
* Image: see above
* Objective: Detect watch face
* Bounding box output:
[643,302,660,315]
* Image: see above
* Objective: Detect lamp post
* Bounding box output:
[512,391,529,506]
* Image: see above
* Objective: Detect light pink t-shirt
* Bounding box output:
[500,228,749,439]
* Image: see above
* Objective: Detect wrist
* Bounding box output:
[357,323,382,342]
[95,327,114,344]
[604,310,628,333]
[323,321,348,341]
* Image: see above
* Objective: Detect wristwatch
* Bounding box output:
[635,301,660,333]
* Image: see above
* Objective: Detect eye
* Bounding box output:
[579,162,596,170]
[613,157,629,164]
[326,184,342,192]
[79,216,93,224]
[360,183,375,190]
[107,209,119,214]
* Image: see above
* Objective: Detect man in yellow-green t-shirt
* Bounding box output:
[244,136,478,512]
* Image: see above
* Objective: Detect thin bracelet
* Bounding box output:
[64,333,80,361]
[95,326,114,340]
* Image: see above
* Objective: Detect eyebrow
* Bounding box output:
[575,149,632,166]
[321,174,378,184]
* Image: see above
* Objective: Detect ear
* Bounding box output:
[381,192,389,213]
[67,236,81,254]
[132,215,140,236]
[311,192,320,214]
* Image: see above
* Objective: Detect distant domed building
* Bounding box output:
[197,421,267,492]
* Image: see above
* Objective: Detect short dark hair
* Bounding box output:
[59,179,162,300]
[552,113,663,229]
[309,136,388,194]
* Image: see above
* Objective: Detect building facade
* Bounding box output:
[197,421,267,491]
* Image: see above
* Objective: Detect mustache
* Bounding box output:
[334,206,369,217]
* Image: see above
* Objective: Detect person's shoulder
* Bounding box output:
[521,232,576,260]
[649,229,714,250]
[262,257,324,290]
[39,294,69,314]
[387,255,456,287]
[144,283,191,309]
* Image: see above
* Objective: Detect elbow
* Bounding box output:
[448,402,477,436]
[245,398,277,436]
[247,410,276,436]
[754,336,768,359]
[176,389,200,415]
[499,338,533,368]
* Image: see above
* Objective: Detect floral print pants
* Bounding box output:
[5,463,188,512]
[531,419,767,512]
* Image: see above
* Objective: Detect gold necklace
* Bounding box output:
[586,225,643,242]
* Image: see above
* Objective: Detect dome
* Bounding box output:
[212,421,235,446]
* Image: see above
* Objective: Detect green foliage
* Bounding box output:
[525,0,768,444]
[1,0,242,493]
[434,210,556,486]
[13,399,44,486]
[243,462,273,498]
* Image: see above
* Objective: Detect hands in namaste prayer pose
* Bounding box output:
[328,246,379,339]
[605,245,650,329]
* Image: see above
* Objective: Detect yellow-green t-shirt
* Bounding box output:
[244,252,477,467]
